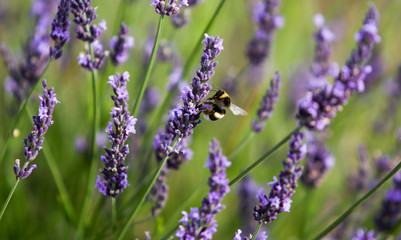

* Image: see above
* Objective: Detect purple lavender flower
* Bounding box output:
[351,229,376,240]
[175,139,231,239]
[254,130,307,223]
[300,132,335,187]
[50,0,71,59]
[95,72,137,197]
[77,40,108,70]
[110,23,134,66]
[252,71,281,132]
[374,171,401,231]
[154,33,223,169]
[171,8,191,28]
[296,4,380,131]
[148,164,168,216]
[233,229,267,240]
[247,0,284,65]
[151,0,188,16]
[13,79,59,179]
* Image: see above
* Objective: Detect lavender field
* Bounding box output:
[0,0,401,239]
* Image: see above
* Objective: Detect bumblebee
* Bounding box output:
[203,89,248,121]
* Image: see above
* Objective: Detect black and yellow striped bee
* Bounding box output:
[203,89,248,121]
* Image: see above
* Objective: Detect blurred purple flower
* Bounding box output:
[349,145,370,191]
[95,72,137,197]
[297,4,380,131]
[233,229,267,240]
[14,79,59,179]
[176,139,231,239]
[247,0,284,65]
[50,0,71,59]
[301,132,335,187]
[110,22,134,66]
[374,171,401,231]
[151,0,188,16]
[351,229,376,240]
[252,72,281,132]
[171,8,191,28]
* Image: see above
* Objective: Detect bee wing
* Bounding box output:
[229,103,248,116]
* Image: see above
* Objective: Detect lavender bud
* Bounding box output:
[351,229,377,240]
[247,0,284,65]
[14,79,59,179]
[176,139,231,240]
[151,0,188,16]
[254,130,306,223]
[95,72,137,197]
[50,0,71,59]
[110,23,134,66]
[252,71,281,132]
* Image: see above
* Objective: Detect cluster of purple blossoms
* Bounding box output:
[296,4,381,131]
[153,33,223,169]
[176,139,231,240]
[50,0,71,59]
[151,0,188,16]
[95,72,137,197]
[252,71,281,132]
[374,171,401,231]
[254,130,307,223]
[233,229,267,240]
[13,80,59,179]
[300,132,335,187]
[110,23,134,66]
[247,0,284,65]
[351,229,377,240]
[71,0,108,70]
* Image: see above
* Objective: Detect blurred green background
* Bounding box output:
[0,0,401,239]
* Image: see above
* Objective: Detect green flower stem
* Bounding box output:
[132,15,165,117]
[0,58,53,167]
[76,67,98,237]
[312,159,401,240]
[112,198,116,240]
[182,0,227,78]
[251,223,262,240]
[228,131,255,159]
[117,137,180,240]
[0,178,20,221]
[229,126,301,186]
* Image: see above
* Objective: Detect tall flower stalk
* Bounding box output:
[175,139,231,239]
[0,79,59,221]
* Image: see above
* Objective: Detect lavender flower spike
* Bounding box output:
[110,23,134,66]
[252,71,281,132]
[233,229,267,240]
[176,139,231,240]
[95,72,137,197]
[14,79,59,179]
[254,130,306,223]
[151,0,188,16]
[374,171,401,231]
[296,4,380,131]
[50,0,71,59]
[247,0,284,65]
[351,229,377,240]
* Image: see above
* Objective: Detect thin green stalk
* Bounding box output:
[132,15,165,117]
[251,223,262,240]
[0,59,53,167]
[0,179,20,221]
[228,131,255,159]
[76,67,98,237]
[117,137,180,240]
[229,126,301,186]
[312,159,401,240]
[112,198,116,240]
[182,0,227,78]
